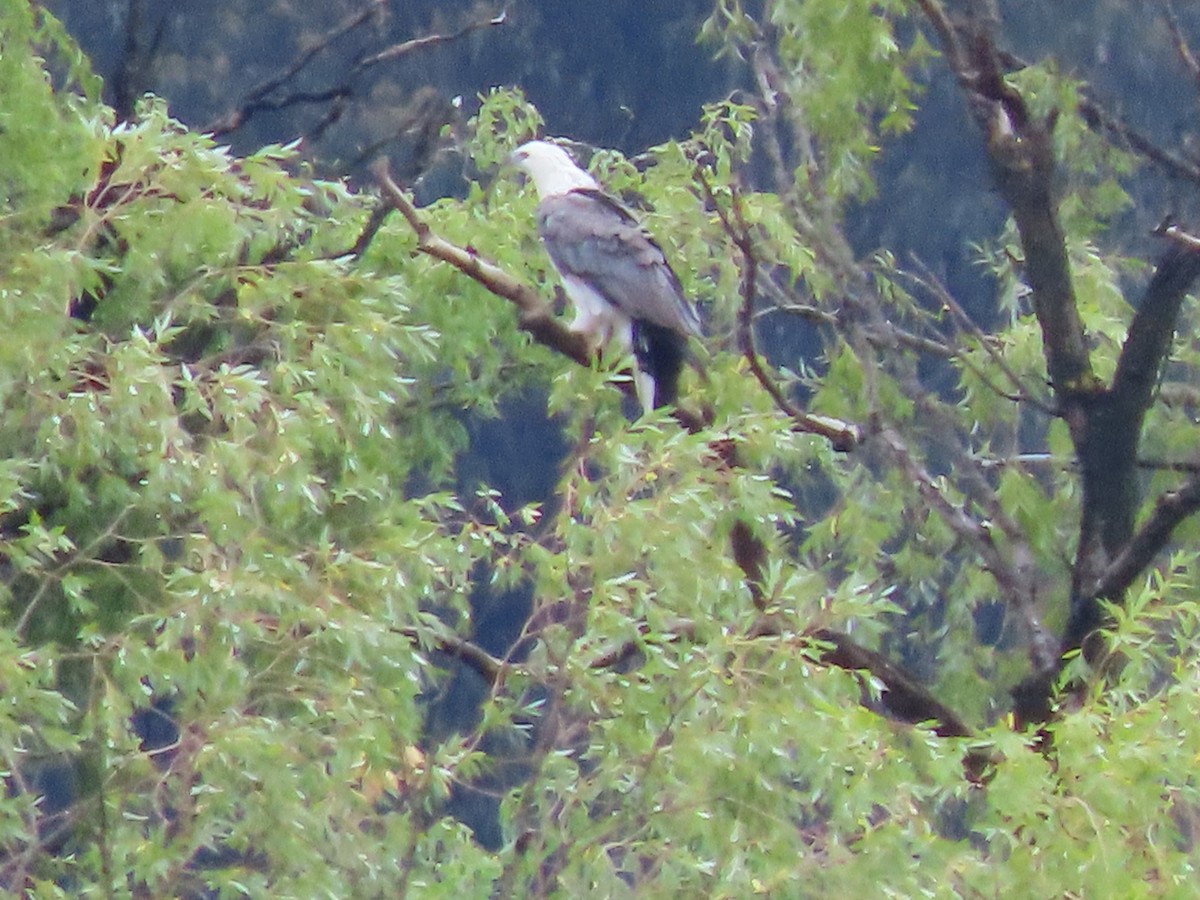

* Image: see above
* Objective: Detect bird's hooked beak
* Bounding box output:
[473,147,529,205]
[505,146,532,184]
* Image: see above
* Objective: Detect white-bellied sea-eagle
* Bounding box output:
[510,140,701,412]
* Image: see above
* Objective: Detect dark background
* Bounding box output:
[43,1,1200,300]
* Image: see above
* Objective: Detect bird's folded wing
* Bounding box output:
[536,190,701,337]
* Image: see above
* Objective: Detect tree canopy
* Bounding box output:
[6,0,1200,896]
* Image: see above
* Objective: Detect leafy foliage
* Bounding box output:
[4,1,1200,897]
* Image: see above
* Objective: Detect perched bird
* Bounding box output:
[510,140,701,411]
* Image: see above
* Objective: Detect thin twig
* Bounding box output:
[359,11,507,68]
[1137,457,1200,473]
[877,425,1058,674]
[907,259,1054,413]
[695,167,861,451]
[1077,96,1200,186]
[206,6,506,139]
[395,626,504,684]
[206,0,386,136]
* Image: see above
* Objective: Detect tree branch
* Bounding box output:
[112,0,168,123]
[205,0,387,136]
[359,11,508,69]
[1063,237,1200,648]
[1162,1,1200,92]
[380,147,972,748]
[205,5,506,140]
[807,628,973,738]
[875,424,1057,673]
[1086,475,1200,603]
[742,601,976,739]
[986,42,1200,186]
[395,626,505,685]
[906,260,1054,413]
[371,160,592,367]
[1077,95,1200,186]
[1110,233,1200,419]
[917,2,1094,398]
[695,168,861,451]
[728,479,974,739]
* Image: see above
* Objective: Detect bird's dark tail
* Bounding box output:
[632,320,688,408]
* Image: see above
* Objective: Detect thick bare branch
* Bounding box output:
[1062,238,1200,648]
[1109,237,1200,448]
[1159,220,1200,252]
[1087,475,1200,601]
[916,1,1094,397]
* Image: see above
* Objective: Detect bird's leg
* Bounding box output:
[569,304,615,343]
[632,368,655,414]
[566,298,650,411]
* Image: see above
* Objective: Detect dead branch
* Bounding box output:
[205,5,506,140]
[359,11,507,68]
[1159,219,1200,251]
[1162,1,1200,92]
[206,0,387,136]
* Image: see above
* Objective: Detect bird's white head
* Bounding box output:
[510,140,599,198]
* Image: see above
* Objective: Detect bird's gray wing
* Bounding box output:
[536,189,701,337]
